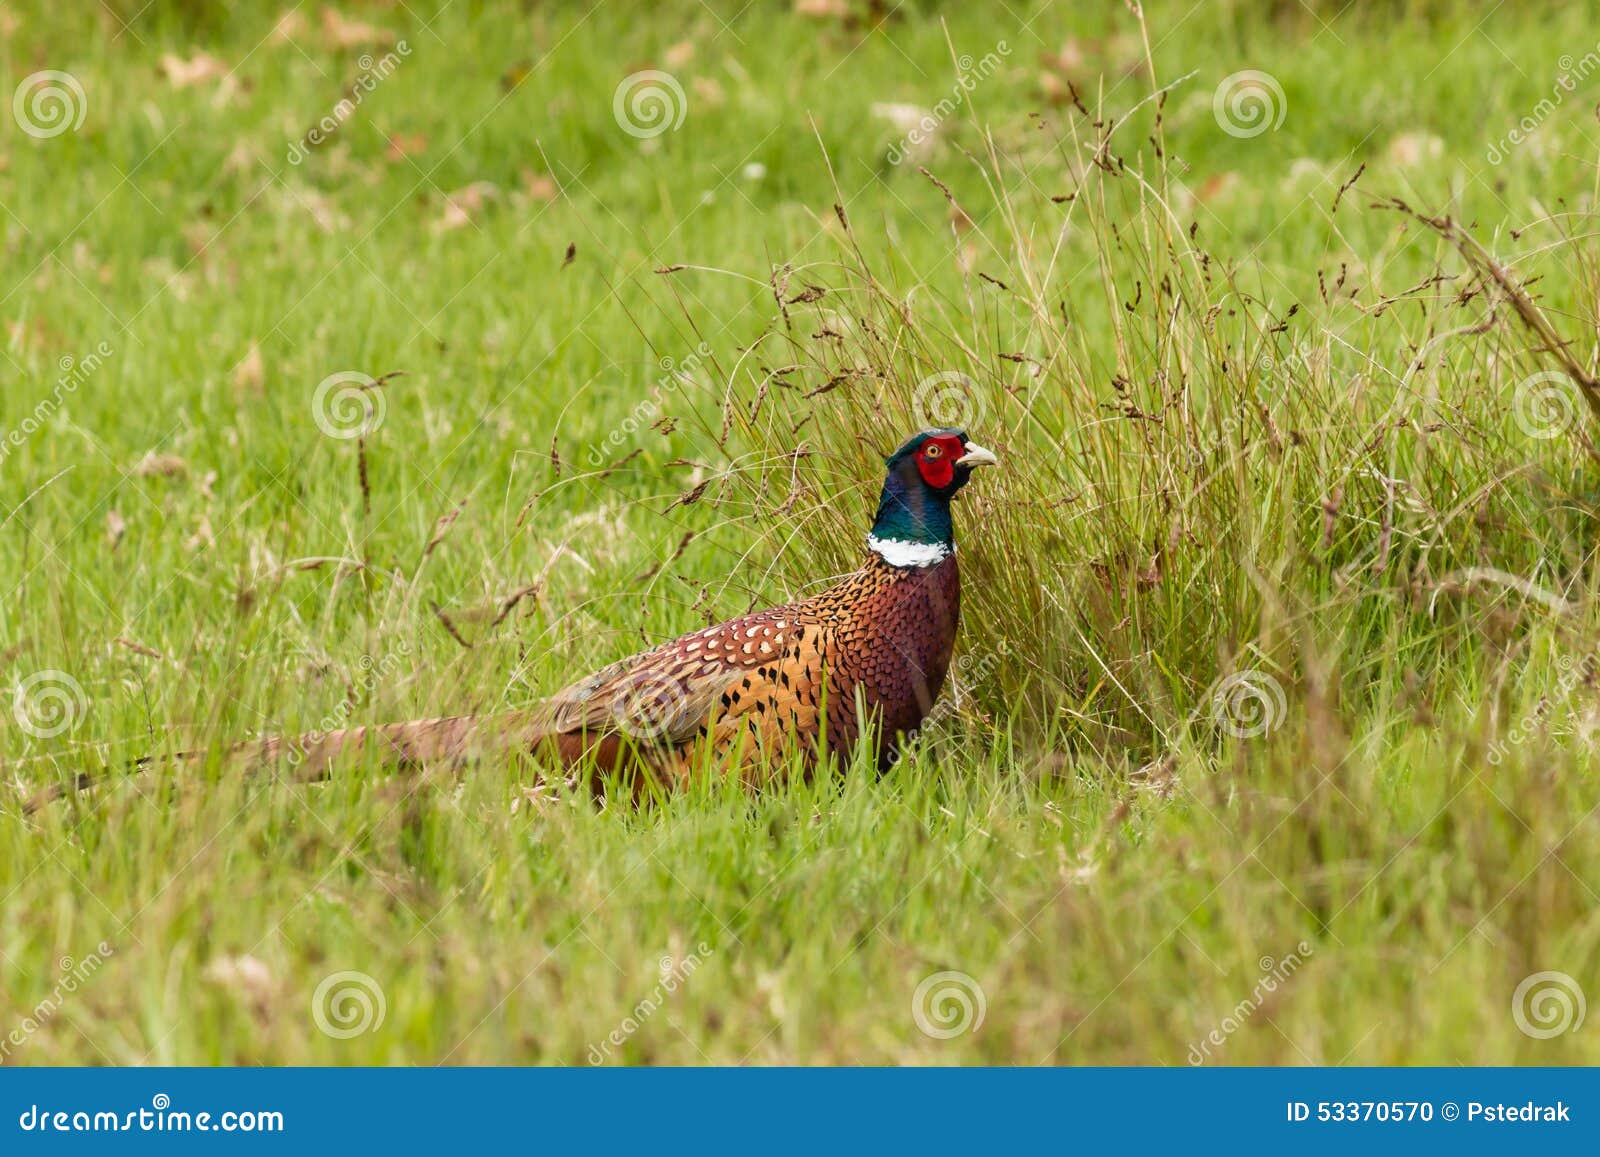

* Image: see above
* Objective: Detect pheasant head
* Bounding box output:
[868,428,997,568]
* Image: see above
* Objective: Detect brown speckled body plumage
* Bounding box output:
[536,549,961,786]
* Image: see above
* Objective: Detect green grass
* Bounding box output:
[4,0,1600,1063]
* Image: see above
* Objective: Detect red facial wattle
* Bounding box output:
[914,436,965,489]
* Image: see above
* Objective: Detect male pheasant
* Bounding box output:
[25,430,996,809]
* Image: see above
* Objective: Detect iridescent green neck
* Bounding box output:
[868,468,954,566]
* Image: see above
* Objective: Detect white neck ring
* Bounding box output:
[868,534,953,568]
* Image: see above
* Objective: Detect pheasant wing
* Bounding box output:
[534,643,735,748]
[531,608,807,750]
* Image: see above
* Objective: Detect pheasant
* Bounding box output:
[24,429,996,809]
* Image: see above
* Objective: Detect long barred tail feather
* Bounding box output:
[19,711,547,816]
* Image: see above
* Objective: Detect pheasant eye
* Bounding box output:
[924,444,943,459]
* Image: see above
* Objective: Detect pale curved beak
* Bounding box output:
[956,442,998,469]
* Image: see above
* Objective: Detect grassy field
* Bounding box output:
[4,0,1600,1064]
